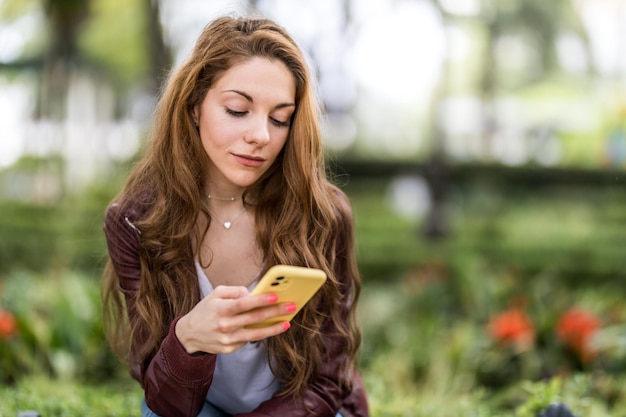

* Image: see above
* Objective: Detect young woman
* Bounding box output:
[102,15,368,417]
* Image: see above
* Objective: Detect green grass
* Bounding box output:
[0,376,142,417]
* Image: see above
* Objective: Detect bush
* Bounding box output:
[0,270,123,385]
[0,178,117,276]
[357,263,626,416]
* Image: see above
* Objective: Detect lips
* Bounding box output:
[233,153,265,168]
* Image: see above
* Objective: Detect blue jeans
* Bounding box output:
[142,399,343,417]
[142,400,229,417]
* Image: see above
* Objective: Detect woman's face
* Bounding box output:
[195,57,296,193]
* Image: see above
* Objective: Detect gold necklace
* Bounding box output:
[207,194,241,201]
[207,203,247,230]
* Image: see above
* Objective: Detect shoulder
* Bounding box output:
[104,189,155,237]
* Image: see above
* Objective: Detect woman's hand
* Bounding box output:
[174,285,294,355]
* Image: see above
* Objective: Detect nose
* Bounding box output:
[245,115,271,146]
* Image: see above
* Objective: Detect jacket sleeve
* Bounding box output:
[236,195,368,417]
[103,202,216,417]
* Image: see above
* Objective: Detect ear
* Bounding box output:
[191,107,199,126]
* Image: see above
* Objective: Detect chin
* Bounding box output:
[229,176,261,188]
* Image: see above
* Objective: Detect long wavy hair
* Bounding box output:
[102,16,361,397]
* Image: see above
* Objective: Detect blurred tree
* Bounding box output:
[416,0,593,239]
[473,0,592,159]
[421,0,593,161]
[0,0,171,114]
[79,0,171,95]
[38,0,90,120]
[144,0,170,95]
[0,0,171,199]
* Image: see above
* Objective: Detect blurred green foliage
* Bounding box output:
[78,0,151,89]
[0,180,115,275]
[346,177,626,284]
[1,0,625,413]
[0,0,152,89]
[357,269,626,416]
[0,269,124,384]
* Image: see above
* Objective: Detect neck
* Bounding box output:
[208,194,241,201]
[205,182,245,202]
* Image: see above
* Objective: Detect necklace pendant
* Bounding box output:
[223,222,232,229]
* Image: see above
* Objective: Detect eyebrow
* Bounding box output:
[224,89,295,109]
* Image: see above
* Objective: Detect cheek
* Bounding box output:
[270,134,289,157]
[275,128,290,147]
[200,117,232,150]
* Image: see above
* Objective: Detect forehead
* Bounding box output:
[212,57,296,102]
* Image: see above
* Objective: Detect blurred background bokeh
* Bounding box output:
[1,0,626,416]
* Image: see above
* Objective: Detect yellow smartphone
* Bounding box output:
[246,264,327,329]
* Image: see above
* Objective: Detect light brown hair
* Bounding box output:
[102,15,361,398]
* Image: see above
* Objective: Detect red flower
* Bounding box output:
[556,307,600,363]
[0,308,17,339]
[488,308,535,350]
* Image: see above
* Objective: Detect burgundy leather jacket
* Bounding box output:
[103,198,369,417]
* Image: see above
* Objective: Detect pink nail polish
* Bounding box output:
[286,302,297,313]
[282,322,291,331]
[267,294,278,303]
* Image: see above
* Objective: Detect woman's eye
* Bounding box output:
[225,108,247,117]
[271,117,290,128]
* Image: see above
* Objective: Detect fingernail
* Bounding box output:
[282,322,291,331]
[286,302,297,313]
[267,294,278,303]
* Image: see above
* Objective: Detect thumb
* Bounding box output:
[213,285,249,299]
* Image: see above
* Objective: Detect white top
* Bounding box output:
[195,261,280,414]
